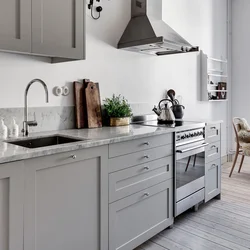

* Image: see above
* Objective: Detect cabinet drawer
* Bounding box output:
[109,133,173,158]
[109,156,173,203]
[206,141,221,163]
[109,180,173,250]
[205,158,221,202]
[109,144,173,173]
[25,146,107,169]
[206,123,221,143]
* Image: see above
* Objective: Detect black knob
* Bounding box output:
[96,6,103,12]
[191,134,194,137]
[181,136,185,139]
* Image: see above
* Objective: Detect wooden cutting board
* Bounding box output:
[74,81,85,129]
[84,80,103,128]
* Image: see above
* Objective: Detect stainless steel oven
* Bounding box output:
[175,128,208,216]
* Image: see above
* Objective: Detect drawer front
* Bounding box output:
[206,123,221,143]
[206,141,221,163]
[25,145,108,169]
[109,156,173,203]
[176,188,205,216]
[109,133,173,158]
[205,158,221,202]
[109,180,173,250]
[109,144,173,173]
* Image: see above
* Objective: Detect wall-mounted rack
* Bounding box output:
[201,51,228,102]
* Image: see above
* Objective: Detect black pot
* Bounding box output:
[171,105,185,119]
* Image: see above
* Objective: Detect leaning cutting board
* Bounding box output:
[84,81,103,128]
[74,81,85,129]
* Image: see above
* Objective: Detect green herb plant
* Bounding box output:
[103,94,132,118]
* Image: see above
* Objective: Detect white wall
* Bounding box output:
[0,0,228,155]
[232,0,250,125]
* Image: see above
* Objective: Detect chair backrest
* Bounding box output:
[233,117,242,147]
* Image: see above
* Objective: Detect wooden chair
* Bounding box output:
[229,117,245,177]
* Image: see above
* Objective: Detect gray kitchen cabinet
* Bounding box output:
[32,0,85,61]
[23,146,108,250]
[205,123,221,202]
[0,0,31,53]
[109,180,173,250]
[0,161,24,250]
[205,158,221,202]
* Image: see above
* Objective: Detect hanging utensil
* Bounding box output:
[167,89,176,102]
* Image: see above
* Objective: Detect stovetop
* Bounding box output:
[135,120,200,128]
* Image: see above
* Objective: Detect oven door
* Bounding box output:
[175,141,208,203]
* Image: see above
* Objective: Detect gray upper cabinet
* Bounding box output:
[0,0,85,61]
[0,0,31,53]
[32,0,85,61]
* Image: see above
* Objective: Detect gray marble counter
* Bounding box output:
[0,121,206,164]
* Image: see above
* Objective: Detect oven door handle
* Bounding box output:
[176,143,209,154]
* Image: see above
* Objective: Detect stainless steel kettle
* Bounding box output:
[152,99,175,124]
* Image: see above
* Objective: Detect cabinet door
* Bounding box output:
[32,0,85,59]
[0,0,31,53]
[205,158,221,202]
[109,180,173,250]
[0,161,24,250]
[24,146,108,250]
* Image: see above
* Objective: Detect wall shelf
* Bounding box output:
[201,51,228,102]
[208,73,228,78]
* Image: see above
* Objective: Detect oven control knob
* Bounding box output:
[191,133,194,137]
[194,132,197,136]
[187,134,191,138]
[181,136,185,139]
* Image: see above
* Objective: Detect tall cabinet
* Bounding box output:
[0,0,31,53]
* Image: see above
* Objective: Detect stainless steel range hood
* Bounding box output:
[118,0,199,56]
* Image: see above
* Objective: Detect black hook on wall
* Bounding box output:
[88,0,103,20]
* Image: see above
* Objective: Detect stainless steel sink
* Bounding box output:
[7,135,83,149]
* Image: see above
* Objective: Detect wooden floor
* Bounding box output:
[135,161,250,250]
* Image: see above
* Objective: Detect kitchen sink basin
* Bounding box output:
[7,135,83,149]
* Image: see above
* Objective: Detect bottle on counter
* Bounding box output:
[0,118,8,139]
[9,118,19,138]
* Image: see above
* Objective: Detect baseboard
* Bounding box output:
[222,155,229,164]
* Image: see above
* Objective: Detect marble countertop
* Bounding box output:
[0,121,208,164]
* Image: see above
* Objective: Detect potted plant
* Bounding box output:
[103,94,132,126]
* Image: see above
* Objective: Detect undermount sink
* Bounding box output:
[7,135,83,149]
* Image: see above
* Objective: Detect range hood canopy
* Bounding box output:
[118,0,199,56]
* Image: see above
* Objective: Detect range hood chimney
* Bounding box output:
[118,0,199,56]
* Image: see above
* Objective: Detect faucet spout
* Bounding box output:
[23,79,49,136]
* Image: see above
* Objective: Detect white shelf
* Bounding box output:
[207,90,228,92]
[200,51,228,102]
[208,57,227,63]
[208,69,223,73]
[208,73,228,78]
[208,99,228,102]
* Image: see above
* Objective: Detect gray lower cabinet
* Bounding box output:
[32,0,85,61]
[0,161,24,250]
[205,123,221,203]
[0,0,31,53]
[23,146,108,250]
[205,158,221,202]
[109,180,173,250]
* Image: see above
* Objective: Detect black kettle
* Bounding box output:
[171,104,185,119]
